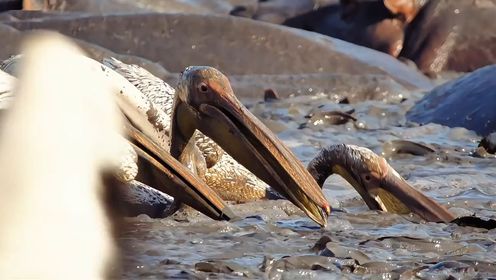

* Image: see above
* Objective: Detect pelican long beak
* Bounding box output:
[170,66,330,227]
[364,165,455,223]
[124,120,235,221]
[308,144,454,223]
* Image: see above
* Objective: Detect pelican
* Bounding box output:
[100,61,331,226]
[98,60,330,226]
[101,59,330,226]
[167,66,330,225]
[308,144,455,222]
[103,58,279,203]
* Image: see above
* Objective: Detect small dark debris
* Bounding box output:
[230,6,254,18]
[311,235,332,253]
[195,260,252,277]
[160,258,181,265]
[451,216,496,230]
[264,88,280,102]
[478,132,496,154]
[353,261,399,274]
[263,255,341,274]
[389,140,436,156]
[320,242,370,265]
[302,110,357,128]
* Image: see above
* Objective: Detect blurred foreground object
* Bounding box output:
[0,31,121,279]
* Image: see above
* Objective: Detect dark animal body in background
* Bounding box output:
[407,65,496,136]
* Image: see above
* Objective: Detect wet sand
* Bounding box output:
[118,86,496,279]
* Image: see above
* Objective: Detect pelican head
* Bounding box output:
[307,144,454,223]
[170,66,330,227]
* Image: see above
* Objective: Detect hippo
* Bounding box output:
[283,0,496,75]
[407,65,496,136]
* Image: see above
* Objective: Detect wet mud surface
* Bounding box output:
[118,83,496,279]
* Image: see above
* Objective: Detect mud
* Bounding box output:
[117,81,496,279]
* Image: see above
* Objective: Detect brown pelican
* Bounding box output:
[101,59,330,226]
[169,66,330,226]
[103,58,276,203]
[308,144,455,222]
[103,59,330,226]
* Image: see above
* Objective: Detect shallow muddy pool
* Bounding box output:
[118,82,496,279]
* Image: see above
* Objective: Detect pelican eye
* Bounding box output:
[364,175,371,181]
[198,82,209,93]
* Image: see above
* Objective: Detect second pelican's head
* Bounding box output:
[307,144,454,223]
[171,66,330,227]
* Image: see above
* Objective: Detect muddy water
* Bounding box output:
[118,81,496,279]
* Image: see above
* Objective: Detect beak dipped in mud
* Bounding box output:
[170,66,330,227]
[373,165,454,222]
[307,144,455,223]
[124,119,235,221]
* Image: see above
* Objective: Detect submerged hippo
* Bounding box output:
[399,0,496,75]
[284,0,407,57]
[407,65,496,136]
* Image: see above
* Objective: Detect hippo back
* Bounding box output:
[407,65,496,136]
